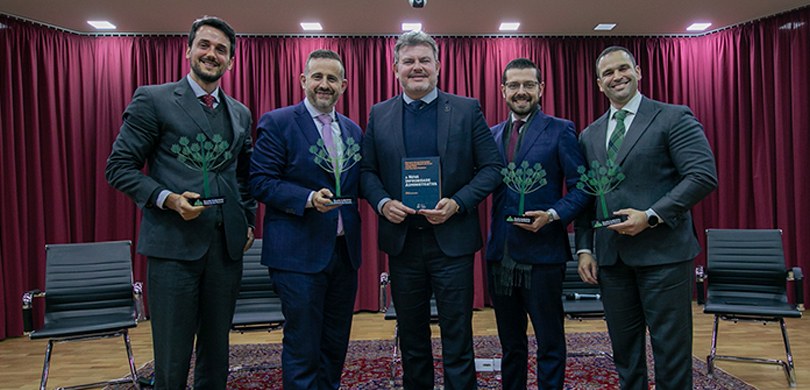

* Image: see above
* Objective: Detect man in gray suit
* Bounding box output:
[575,46,717,390]
[106,16,256,389]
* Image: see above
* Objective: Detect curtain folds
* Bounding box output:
[1,7,808,339]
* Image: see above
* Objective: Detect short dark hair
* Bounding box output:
[188,16,237,58]
[305,49,346,79]
[595,46,637,77]
[502,58,542,85]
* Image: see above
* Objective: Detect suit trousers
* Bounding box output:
[147,228,242,390]
[270,237,357,390]
[487,262,566,390]
[599,258,693,390]
[389,228,476,390]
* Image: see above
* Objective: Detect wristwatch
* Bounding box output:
[647,213,660,228]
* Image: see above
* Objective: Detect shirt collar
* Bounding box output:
[303,98,336,121]
[609,91,642,119]
[186,74,221,104]
[402,87,438,105]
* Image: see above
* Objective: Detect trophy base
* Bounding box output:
[194,197,225,207]
[506,215,535,224]
[592,215,627,228]
[326,197,353,206]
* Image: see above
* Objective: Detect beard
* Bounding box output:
[506,95,537,116]
[191,59,224,84]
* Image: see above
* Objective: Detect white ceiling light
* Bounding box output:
[87,20,116,30]
[402,22,422,31]
[499,22,520,31]
[594,23,617,31]
[300,22,323,31]
[686,22,712,31]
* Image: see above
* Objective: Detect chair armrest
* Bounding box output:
[133,282,148,321]
[21,289,44,334]
[695,265,706,305]
[789,267,804,311]
[379,272,390,313]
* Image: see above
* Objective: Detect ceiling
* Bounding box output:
[1,0,808,36]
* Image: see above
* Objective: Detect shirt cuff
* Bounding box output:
[547,208,559,221]
[377,197,391,214]
[306,191,316,208]
[156,190,172,210]
[576,249,593,255]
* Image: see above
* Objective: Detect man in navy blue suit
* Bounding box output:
[486,58,590,390]
[249,49,363,390]
[361,31,502,390]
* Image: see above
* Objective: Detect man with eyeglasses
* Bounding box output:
[486,58,590,390]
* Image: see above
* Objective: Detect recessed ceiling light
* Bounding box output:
[87,20,116,30]
[594,23,616,31]
[686,22,712,31]
[499,22,520,31]
[402,22,422,31]
[300,22,323,31]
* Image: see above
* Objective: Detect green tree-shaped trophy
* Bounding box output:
[576,159,626,227]
[170,133,231,206]
[309,136,362,205]
[501,161,548,224]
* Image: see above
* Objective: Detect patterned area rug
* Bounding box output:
[108,332,754,389]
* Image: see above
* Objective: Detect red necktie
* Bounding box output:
[200,94,215,109]
[506,119,525,161]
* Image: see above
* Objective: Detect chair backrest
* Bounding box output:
[562,233,600,297]
[237,239,275,300]
[706,229,788,305]
[43,241,135,327]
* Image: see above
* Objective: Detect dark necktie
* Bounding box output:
[200,94,216,109]
[506,119,525,162]
[607,109,628,161]
[409,100,424,110]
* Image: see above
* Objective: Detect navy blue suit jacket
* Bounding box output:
[486,110,590,265]
[361,91,502,257]
[250,102,363,273]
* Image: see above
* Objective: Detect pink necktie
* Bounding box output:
[317,114,344,235]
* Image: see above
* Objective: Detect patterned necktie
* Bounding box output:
[506,119,525,162]
[607,110,628,161]
[316,113,343,235]
[200,94,216,109]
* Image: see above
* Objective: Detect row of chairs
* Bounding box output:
[22,230,804,389]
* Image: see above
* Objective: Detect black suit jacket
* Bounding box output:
[360,90,502,257]
[106,78,257,261]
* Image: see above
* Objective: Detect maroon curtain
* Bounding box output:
[1,7,808,339]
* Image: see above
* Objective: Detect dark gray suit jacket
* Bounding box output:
[575,96,717,266]
[360,90,503,257]
[106,78,257,261]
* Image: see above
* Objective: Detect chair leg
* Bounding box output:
[40,340,54,390]
[706,314,719,377]
[390,325,399,388]
[779,318,797,387]
[122,330,139,387]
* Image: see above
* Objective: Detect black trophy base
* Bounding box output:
[506,214,535,224]
[592,215,627,228]
[194,197,226,207]
[326,197,353,206]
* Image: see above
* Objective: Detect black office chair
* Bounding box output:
[699,229,804,387]
[22,240,141,390]
[379,272,439,386]
[231,239,285,333]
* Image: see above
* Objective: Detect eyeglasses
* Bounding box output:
[504,81,540,91]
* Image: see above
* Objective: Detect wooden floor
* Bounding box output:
[0,303,805,389]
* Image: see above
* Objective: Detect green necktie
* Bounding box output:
[607,109,628,161]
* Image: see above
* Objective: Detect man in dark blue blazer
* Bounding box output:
[575,46,717,390]
[486,58,590,390]
[250,50,363,390]
[361,31,502,390]
[106,17,256,389]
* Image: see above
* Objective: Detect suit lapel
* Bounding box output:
[515,112,550,162]
[387,97,407,158]
[615,97,659,165]
[294,102,322,147]
[590,113,610,163]
[175,80,214,138]
[223,93,245,157]
[437,92,451,158]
